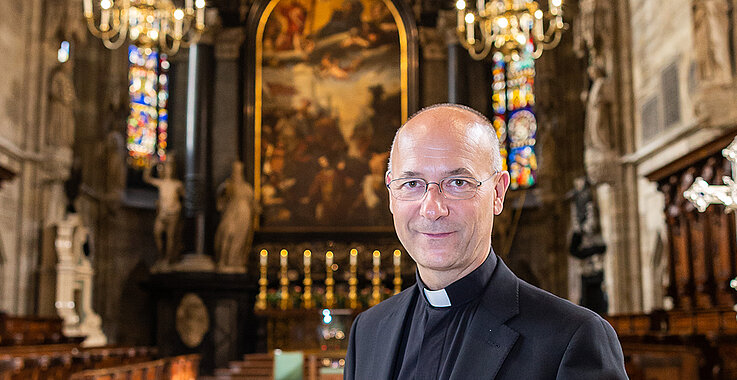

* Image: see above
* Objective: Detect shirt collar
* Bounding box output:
[416,250,498,308]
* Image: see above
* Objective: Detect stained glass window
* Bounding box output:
[127,45,169,167]
[491,43,538,190]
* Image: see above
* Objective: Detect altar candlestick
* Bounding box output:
[325,251,335,308]
[303,250,313,309]
[256,249,268,310]
[393,250,402,295]
[371,250,381,306]
[280,249,289,310]
[349,249,358,309]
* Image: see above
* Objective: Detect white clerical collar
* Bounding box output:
[423,287,452,307]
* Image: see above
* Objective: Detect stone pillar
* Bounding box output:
[176,43,216,271]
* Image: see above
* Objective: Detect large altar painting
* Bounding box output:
[254,0,407,231]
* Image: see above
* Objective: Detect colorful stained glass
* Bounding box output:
[127,45,169,167]
[491,41,538,190]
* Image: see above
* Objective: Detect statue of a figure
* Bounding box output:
[566,177,608,314]
[214,161,255,272]
[693,0,731,84]
[583,64,613,152]
[582,63,616,184]
[48,62,77,148]
[144,160,184,264]
[573,0,613,70]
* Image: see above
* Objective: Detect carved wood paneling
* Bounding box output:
[655,137,737,311]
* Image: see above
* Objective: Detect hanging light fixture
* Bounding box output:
[455,0,565,61]
[83,0,206,55]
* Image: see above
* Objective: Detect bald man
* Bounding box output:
[344,104,626,379]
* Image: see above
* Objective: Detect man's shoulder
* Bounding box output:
[355,286,416,326]
[514,279,606,331]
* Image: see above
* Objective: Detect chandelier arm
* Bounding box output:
[540,29,562,50]
[468,36,493,60]
[160,36,182,56]
[85,17,106,38]
[85,13,124,39]
[101,9,129,50]
[179,32,203,49]
[531,42,543,59]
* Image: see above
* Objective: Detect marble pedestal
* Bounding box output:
[144,272,259,374]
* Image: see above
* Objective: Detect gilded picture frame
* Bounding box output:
[247,0,417,232]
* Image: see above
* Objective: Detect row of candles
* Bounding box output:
[455,0,563,45]
[255,249,404,310]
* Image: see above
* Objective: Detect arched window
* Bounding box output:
[491,43,538,190]
[126,45,170,168]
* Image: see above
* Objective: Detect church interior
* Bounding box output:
[1,0,737,378]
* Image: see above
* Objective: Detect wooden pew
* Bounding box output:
[68,354,199,380]
[206,351,345,380]
[0,345,156,380]
[0,313,72,346]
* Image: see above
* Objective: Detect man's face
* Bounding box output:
[388,108,509,285]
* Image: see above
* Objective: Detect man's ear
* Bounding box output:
[386,171,394,214]
[493,171,510,215]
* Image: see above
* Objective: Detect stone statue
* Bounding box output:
[582,64,617,184]
[573,0,613,70]
[144,159,184,265]
[48,62,77,148]
[693,0,731,85]
[214,161,255,272]
[566,177,608,314]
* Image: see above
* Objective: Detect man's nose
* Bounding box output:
[420,183,449,220]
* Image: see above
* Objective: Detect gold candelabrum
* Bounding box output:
[393,250,402,295]
[325,251,335,308]
[370,250,382,306]
[82,0,206,54]
[254,248,404,311]
[303,250,313,309]
[256,249,268,310]
[349,248,359,309]
[455,0,565,61]
[279,249,289,310]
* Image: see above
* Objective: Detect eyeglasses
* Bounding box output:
[386,173,497,201]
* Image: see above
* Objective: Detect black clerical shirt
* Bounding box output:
[393,253,498,380]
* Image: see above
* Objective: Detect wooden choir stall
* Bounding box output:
[607,131,737,380]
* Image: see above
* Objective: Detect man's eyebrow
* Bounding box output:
[446,168,473,176]
[398,168,472,177]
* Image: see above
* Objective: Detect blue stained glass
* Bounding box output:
[126,45,169,167]
[491,41,538,190]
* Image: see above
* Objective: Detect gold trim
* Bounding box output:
[253,0,410,230]
[254,0,280,229]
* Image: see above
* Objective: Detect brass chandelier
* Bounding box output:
[83,0,206,54]
[455,0,565,61]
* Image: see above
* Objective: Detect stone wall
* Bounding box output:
[625,0,737,313]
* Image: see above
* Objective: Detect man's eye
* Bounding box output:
[449,179,470,187]
[402,180,420,188]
